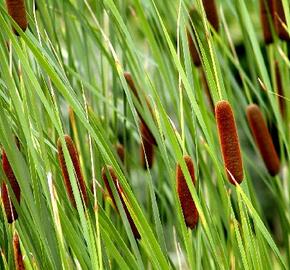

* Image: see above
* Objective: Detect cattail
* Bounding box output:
[260,0,274,44]
[57,135,88,208]
[1,182,18,223]
[1,146,21,223]
[176,155,199,229]
[202,0,219,31]
[200,69,214,112]
[273,0,290,41]
[124,72,157,146]
[140,121,155,169]
[116,143,125,164]
[274,61,286,118]
[5,0,28,35]
[215,100,244,184]
[13,233,25,270]
[101,166,141,239]
[246,104,280,176]
[187,28,201,67]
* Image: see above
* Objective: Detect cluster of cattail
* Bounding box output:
[1,139,21,223]
[176,155,199,229]
[124,72,156,169]
[102,166,140,239]
[260,0,290,44]
[215,100,244,185]
[246,104,280,176]
[57,135,88,208]
[5,0,28,35]
[13,233,25,270]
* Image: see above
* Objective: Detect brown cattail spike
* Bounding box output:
[57,135,88,208]
[273,0,290,41]
[140,121,155,169]
[260,0,274,44]
[13,233,25,270]
[274,61,286,118]
[5,0,28,35]
[176,155,199,229]
[116,143,125,164]
[187,28,201,67]
[101,166,141,239]
[124,72,157,146]
[202,0,219,31]
[1,148,21,223]
[1,182,18,223]
[215,100,244,184]
[246,104,280,176]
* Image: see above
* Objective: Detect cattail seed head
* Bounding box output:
[124,72,157,146]
[273,0,290,41]
[140,122,155,169]
[274,61,286,118]
[176,155,199,229]
[215,100,244,184]
[202,0,219,31]
[116,143,125,164]
[101,166,141,239]
[13,233,25,270]
[1,182,18,223]
[187,28,201,67]
[1,146,21,223]
[5,0,28,35]
[260,0,274,44]
[57,135,88,208]
[246,104,280,176]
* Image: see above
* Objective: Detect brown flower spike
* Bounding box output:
[215,100,244,184]
[124,72,157,146]
[140,121,155,169]
[246,104,280,176]
[57,135,88,208]
[202,0,219,31]
[176,155,199,229]
[275,61,286,118]
[101,166,141,239]
[273,0,290,41]
[1,147,21,223]
[260,0,274,44]
[5,0,28,34]
[13,233,25,270]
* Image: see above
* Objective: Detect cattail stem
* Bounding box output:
[215,100,244,184]
[176,155,199,229]
[13,233,25,270]
[57,135,88,208]
[5,0,28,35]
[101,166,141,239]
[246,104,280,176]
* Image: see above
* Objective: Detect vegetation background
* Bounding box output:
[0,0,289,269]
